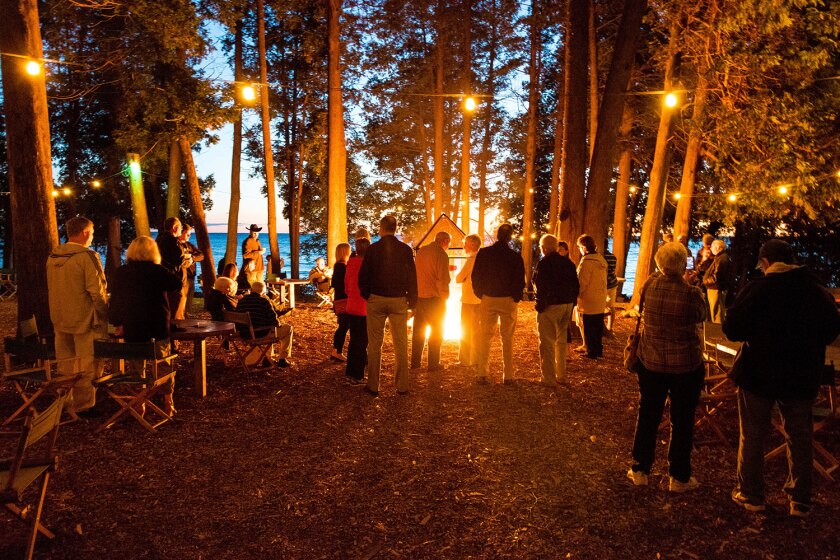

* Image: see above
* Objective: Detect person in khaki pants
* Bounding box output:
[358,215,418,396]
[46,216,109,415]
[471,223,525,384]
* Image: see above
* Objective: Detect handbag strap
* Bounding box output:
[633,284,647,337]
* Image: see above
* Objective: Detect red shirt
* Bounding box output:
[344,256,366,316]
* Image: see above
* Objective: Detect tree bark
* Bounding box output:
[459,0,472,234]
[178,137,215,298]
[432,0,446,220]
[126,153,151,237]
[225,18,244,269]
[327,0,348,266]
[631,20,679,304]
[0,0,58,330]
[556,0,588,261]
[166,139,182,220]
[104,215,121,285]
[673,73,709,239]
[588,0,598,162]
[612,103,634,296]
[522,0,539,287]
[548,62,564,235]
[417,117,433,226]
[582,0,647,250]
[257,0,280,270]
[477,0,497,241]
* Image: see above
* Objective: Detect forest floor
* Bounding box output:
[1,298,838,560]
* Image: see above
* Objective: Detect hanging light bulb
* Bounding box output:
[63,187,72,196]
[25,60,42,76]
[629,185,637,194]
[664,93,679,108]
[92,180,102,188]
[242,84,257,102]
[463,96,477,112]
[673,192,682,200]
[777,185,788,195]
[727,194,737,203]
[51,190,59,197]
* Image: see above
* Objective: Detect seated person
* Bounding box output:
[308,257,332,294]
[235,281,293,368]
[205,277,238,321]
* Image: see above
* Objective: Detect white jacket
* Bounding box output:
[46,243,108,334]
[576,252,608,315]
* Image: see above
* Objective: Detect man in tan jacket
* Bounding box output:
[46,216,109,414]
[411,231,451,371]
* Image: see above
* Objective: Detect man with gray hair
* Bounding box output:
[703,238,735,323]
[725,239,840,517]
[235,281,293,368]
[46,216,109,414]
[411,231,451,372]
[359,215,418,395]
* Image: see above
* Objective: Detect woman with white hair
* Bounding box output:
[627,242,707,492]
[109,236,183,415]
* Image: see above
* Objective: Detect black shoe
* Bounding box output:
[363,386,379,397]
[76,407,104,419]
[275,358,292,368]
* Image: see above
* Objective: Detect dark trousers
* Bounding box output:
[631,363,705,482]
[581,313,605,358]
[333,312,350,352]
[411,297,445,369]
[345,315,368,380]
[736,388,814,505]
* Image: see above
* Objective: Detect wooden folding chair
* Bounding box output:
[765,364,839,481]
[3,318,80,427]
[314,288,333,308]
[0,270,17,300]
[93,339,177,433]
[222,310,279,372]
[1,393,68,560]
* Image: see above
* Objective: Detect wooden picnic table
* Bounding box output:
[171,319,235,398]
[267,278,310,309]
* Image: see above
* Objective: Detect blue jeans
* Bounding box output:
[631,363,705,481]
[736,388,814,505]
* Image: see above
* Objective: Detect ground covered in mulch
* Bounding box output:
[1,298,838,559]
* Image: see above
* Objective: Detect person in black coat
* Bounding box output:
[471,223,525,383]
[109,236,183,414]
[155,217,189,320]
[533,234,579,386]
[724,239,840,517]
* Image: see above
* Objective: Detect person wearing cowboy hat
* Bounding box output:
[242,224,266,279]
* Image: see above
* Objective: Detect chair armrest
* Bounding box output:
[0,455,56,471]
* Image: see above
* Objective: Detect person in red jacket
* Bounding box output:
[344,238,370,383]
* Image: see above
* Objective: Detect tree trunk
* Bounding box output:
[225,18,244,268]
[588,0,598,162]
[521,0,539,287]
[178,137,215,298]
[556,0,588,261]
[432,0,446,220]
[631,21,679,304]
[166,139,182,220]
[582,0,647,250]
[126,153,151,237]
[459,0,472,234]
[293,141,305,279]
[612,103,634,296]
[548,62,564,235]
[104,215,121,285]
[477,2,497,241]
[673,73,709,239]
[417,117,433,226]
[257,0,280,270]
[0,0,59,330]
[327,0,348,265]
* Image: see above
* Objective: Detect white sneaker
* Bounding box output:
[627,469,648,486]
[669,476,699,493]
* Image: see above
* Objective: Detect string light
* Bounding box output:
[673,192,682,200]
[62,187,72,196]
[396,205,403,211]
[241,84,256,102]
[727,194,737,203]
[25,60,42,76]
[463,96,477,112]
[629,185,637,194]
[530,233,536,239]
[92,180,101,188]
[51,190,59,197]
[664,92,679,108]
[519,235,524,241]
[777,185,788,195]
[528,188,534,194]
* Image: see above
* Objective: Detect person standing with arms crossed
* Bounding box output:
[46,216,109,415]
[471,223,525,384]
[411,231,451,372]
[358,215,418,396]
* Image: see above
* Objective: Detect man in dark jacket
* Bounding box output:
[156,217,190,321]
[358,215,418,395]
[724,239,840,517]
[471,223,525,384]
[703,239,735,324]
[533,234,579,386]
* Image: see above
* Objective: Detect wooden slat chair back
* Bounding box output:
[92,339,177,433]
[1,394,68,560]
[765,364,839,481]
[3,317,79,427]
[222,310,277,372]
[0,270,17,300]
